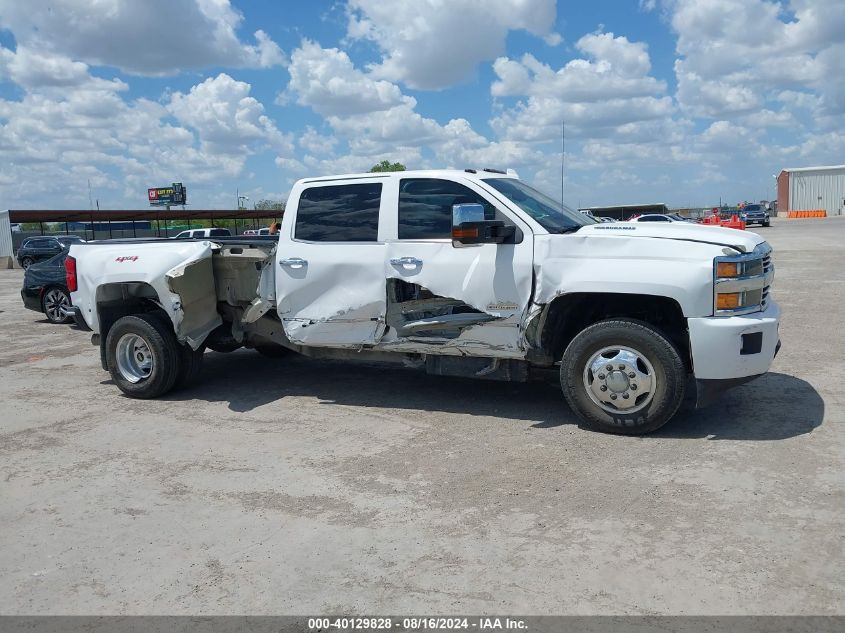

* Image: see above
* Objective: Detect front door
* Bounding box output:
[275,179,388,347]
[380,177,534,358]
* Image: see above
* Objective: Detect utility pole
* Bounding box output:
[561,120,565,205]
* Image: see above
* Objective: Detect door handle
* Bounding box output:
[279,257,308,269]
[390,256,423,268]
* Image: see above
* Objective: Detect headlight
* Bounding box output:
[713,243,774,315]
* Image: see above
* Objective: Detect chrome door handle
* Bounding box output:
[279,257,308,268]
[390,256,423,268]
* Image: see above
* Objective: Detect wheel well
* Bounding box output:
[534,293,690,369]
[96,282,168,353]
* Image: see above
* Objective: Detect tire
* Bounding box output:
[173,344,205,390]
[763,220,770,227]
[105,312,180,398]
[42,287,72,324]
[560,319,686,435]
[21,256,34,269]
[205,323,242,353]
[255,344,289,358]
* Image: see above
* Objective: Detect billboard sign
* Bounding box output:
[148,182,186,206]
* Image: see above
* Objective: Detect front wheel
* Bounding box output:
[21,256,34,269]
[106,313,180,398]
[560,319,686,435]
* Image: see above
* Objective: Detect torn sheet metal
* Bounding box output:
[165,244,222,349]
[381,239,533,356]
[275,243,388,347]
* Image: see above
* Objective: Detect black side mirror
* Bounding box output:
[452,203,516,245]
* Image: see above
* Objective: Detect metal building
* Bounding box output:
[0,210,14,268]
[777,165,845,216]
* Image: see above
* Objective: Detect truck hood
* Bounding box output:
[576,222,763,253]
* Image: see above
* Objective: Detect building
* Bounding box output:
[777,165,845,217]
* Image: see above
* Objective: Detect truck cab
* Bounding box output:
[67,169,780,435]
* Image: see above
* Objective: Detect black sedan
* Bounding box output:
[21,249,73,324]
[17,235,85,269]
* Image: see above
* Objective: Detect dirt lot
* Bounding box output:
[1,218,843,615]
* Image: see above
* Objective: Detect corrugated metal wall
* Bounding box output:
[0,211,13,257]
[789,168,845,216]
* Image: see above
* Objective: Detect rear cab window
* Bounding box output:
[294,182,382,242]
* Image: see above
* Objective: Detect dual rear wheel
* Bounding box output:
[105,313,289,399]
[106,313,205,399]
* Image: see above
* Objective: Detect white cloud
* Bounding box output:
[669,0,845,118]
[0,46,128,92]
[0,0,285,76]
[168,73,293,154]
[490,32,673,141]
[346,0,560,89]
[286,40,407,116]
[0,61,289,207]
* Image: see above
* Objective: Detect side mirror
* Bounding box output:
[452,203,516,245]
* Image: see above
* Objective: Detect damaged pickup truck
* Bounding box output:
[67,169,780,434]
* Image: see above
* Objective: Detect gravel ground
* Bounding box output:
[0,217,843,615]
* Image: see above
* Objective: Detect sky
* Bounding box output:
[0,0,843,211]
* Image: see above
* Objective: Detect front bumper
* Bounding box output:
[688,300,781,380]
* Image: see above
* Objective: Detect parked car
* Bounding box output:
[173,228,232,239]
[17,235,85,269]
[627,214,691,223]
[740,204,770,227]
[67,169,779,436]
[21,249,73,323]
[242,228,270,236]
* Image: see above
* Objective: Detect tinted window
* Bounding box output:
[57,236,83,245]
[208,228,231,236]
[638,216,668,222]
[295,183,381,242]
[27,238,52,247]
[398,178,497,240]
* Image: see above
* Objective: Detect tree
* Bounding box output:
[369,160,406,173]
[254,199,286,211]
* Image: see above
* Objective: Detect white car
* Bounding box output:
[173,228,232,239]
[628,214,693,223]
[67,169,779,435]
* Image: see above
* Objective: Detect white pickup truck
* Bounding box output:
[66,169,780,434]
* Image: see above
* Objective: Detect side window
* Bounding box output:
[398,178,499,240]
[295,182,381,242]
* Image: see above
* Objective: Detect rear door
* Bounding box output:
[275,178,388,347]
[380,177,534,357]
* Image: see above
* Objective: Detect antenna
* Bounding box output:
[561,120,565,205]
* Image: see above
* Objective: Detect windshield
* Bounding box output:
[483,178,595,233]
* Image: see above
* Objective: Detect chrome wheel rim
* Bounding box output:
[583,346,656,414]
[115,333,154,383]
[44,288,69,322]
[22,258,32,269]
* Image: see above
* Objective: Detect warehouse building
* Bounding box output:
[777,165,845,217]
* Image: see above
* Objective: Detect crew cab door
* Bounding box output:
[380,177,533,357]
[274,178,388,347]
